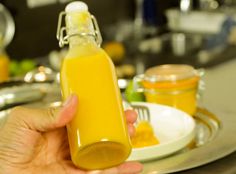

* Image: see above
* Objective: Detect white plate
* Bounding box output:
[127,102,196,162]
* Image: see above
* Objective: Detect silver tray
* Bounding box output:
[0,83,235,174]
[142,107,224,174]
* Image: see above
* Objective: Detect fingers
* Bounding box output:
[124,110,137,124]
[116,162,143,174]
[124,109,137,137]
[8,94,78,132]
[87,161,143,174]
[38,160,142,174]
[127,123,135,137]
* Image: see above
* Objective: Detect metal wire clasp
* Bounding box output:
[56,11,102,47]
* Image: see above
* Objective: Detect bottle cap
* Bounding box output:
[65,1,88,13]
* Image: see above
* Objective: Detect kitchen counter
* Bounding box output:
[176,58,236,173]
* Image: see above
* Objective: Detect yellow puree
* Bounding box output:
[131,121,159,148]
[143,76,199,116]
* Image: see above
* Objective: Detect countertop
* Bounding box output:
[176,58,236,173]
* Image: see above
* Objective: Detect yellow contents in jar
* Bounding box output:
[142,64,200,116]
[131,121,159,148]
[143,76,199,116]
[0,52,9,83]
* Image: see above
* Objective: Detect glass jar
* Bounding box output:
[0,49,10,83]
[134,64,201,115]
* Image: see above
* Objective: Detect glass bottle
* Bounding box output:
[0,48,10,83]
[57,1,131,170]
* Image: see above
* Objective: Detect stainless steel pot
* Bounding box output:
[0,3,15,48]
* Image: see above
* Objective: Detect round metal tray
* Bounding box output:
[141,107,236,174]
[0,83,235,174]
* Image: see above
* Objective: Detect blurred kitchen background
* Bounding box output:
[1,0,236,80]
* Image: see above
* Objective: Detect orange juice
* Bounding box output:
[61,46,131,170]
[58,1,131,170]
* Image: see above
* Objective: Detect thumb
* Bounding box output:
[9,94,78,132]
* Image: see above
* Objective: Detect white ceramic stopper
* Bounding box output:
[65,1,88,12]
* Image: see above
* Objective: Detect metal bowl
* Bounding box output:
[139,32,203,57]
[0,3,15,48]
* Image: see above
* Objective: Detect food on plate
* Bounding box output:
[131,121,159,148]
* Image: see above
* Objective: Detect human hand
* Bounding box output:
[0,95,143,174]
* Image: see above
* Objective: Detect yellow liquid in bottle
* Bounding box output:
[60,45,131,170]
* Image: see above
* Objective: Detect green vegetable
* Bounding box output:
[20,59,36,73]
[125,80,145,102]
[9,60,21,76]
[10,59,36,76]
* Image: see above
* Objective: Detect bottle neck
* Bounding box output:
[66,35,100,58]
[65,11,99,50]
[68,35,97,49]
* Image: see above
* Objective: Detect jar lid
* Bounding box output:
[144,64,198,82]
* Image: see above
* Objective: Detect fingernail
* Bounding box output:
[63,94,76,106]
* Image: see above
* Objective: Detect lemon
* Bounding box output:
[103,42,125,64]
[10,59,36,76]
[20,59,36,73]
[9,60,20,76]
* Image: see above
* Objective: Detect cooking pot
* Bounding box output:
[0,3,15,48]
